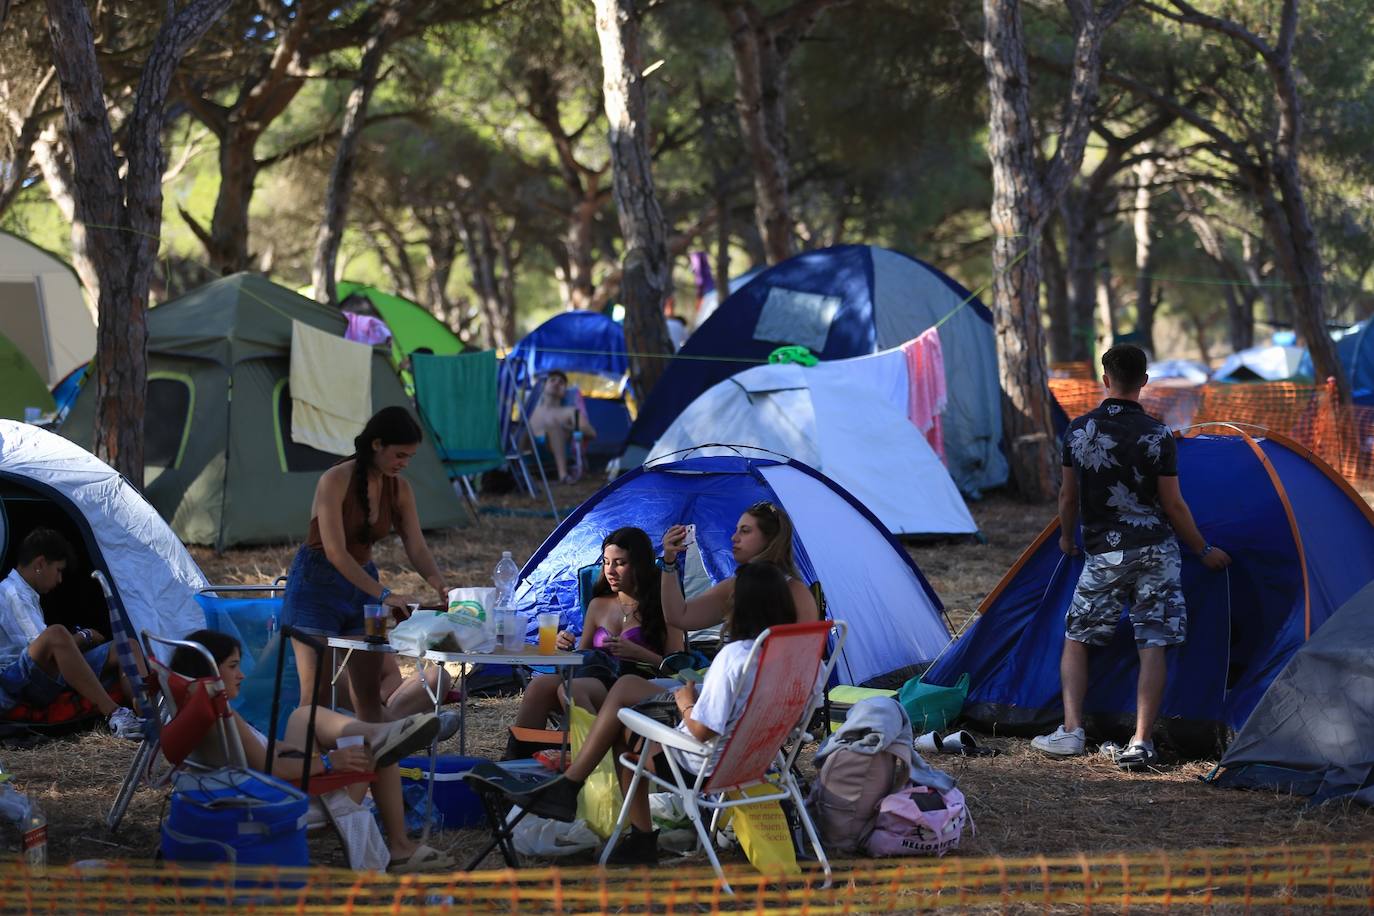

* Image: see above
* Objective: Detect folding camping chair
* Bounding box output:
[414,350,558,520]
[602,620,846,893]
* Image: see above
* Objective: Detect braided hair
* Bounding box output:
[350,407,423,543]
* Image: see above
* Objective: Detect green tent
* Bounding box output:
[0,332,55,420]
[337,281,463,359]
[60,273,468,549]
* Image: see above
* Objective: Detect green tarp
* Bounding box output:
[0,333,55,420]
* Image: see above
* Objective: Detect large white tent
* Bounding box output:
[0,231,95,386]
[646,350,978,536]
[0,420,206,643]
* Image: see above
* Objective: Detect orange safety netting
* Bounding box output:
[2,843,1372,913]
[1050,378,1374,493]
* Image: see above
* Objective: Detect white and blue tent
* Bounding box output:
[645,349,977,536]
[624,245,1008,496]
[511,455,951,686]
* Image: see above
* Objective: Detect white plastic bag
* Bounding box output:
[447,587,498,652]
[509,809,600,857]
[389,610,462,654]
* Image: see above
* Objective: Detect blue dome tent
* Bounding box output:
[510,455,951,687]
[1335,319,1374,405]
[500,311,633,461]
[623,245,1008,496]
[923,429,1374,755]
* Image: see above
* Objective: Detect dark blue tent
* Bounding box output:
[509,455,950,686]
[623,245,1007,496]
[500,311,632,460]
[924,429,1374,755]
[1336,319,1374,405]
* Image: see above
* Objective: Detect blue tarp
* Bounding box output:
[1336,320,1374,405]
[924,433,1374,754]
[624,245,1007,496]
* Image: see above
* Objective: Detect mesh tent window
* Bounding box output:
[273,379,341,473]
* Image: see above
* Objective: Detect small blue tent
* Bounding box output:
[510,455,951,687]
[500,311,632,460]
[623,245,1008,496]
[1335,319,1374,405]
[924,429,1374,755]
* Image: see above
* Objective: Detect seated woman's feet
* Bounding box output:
[507,773,583,822]
[606,826,659,865]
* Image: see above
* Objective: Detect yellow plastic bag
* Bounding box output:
[720,785,801,875]
[569,706,624,839]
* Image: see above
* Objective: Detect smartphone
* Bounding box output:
[682,523,696,547]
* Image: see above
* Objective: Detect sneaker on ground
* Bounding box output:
[1115,740,1158,772]
[436,710,460,744]
[1030,725,1086,757]
[107,707,145,740]
[1099,740,1124,761]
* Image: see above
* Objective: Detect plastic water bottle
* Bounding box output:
[0,779,45,876]
[493,551,519,608]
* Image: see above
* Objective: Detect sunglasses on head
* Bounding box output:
[747,501,779,517]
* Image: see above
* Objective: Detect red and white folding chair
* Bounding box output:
[602,620,846,893]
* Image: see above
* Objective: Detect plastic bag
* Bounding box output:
[447,587,498,653]
[389,610,462,654]
[510,811,599,857]
[720,785,801,875]
[569,706,624,839]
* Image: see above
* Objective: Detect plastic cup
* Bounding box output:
[504,611,528,652]
[363,603,387,640]
[537,613,559,655]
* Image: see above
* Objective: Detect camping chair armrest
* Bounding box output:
[616,708,710,757]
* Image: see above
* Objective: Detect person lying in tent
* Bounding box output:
[0,528,147,738]
[527,370,598,484]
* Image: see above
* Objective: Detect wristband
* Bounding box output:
[320,751,333,774]
[378,586,392,602]
[1200,544,1214,558]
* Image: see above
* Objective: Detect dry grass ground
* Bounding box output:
[3,478,1373,872]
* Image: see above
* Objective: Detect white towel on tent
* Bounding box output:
[290,320,372,455]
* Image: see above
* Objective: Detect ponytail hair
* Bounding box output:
[351,406,423,542]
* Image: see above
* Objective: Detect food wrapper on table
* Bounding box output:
[390,587,497,654]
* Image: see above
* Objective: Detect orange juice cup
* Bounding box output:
[537,613,559,655]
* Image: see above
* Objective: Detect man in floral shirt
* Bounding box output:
[1033,345,1230,770]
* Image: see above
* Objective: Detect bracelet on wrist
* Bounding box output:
[660,557,679,572]
[378,586,392,602]
[320,751,333,774]
[1200,544,1214,558]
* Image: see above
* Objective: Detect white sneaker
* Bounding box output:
[1031,725,1085,757]
[107,707,145,740]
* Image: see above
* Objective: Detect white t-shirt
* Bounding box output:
[0,569,46,668]
[672,639,757,775]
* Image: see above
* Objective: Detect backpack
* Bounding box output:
[806,748,908,854]
[864,784,971,858]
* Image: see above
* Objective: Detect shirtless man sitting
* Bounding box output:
[527,371,597,484]
[0,528,147,738]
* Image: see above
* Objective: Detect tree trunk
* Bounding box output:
[46,0,230,485]
[311,9,399,305]
[983,0,1124,501]
[1060,189,1101,363]
[1042,215,1073,363]
[29,125,101,309]
[1132,156,1157,354]
[562,190,600,310]
[458,210,510,350]
[1180,191,1255,353]
[594,0,673,402]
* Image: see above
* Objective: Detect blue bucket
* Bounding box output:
[162,768,309,870]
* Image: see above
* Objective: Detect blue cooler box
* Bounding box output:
[397,755,487,829]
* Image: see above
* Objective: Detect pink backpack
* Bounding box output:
[864,785,971,858]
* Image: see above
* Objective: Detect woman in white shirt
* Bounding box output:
[509,562,799,865]
[170,629,453,873]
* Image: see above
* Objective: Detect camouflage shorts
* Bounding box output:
[1066,540,1186,648]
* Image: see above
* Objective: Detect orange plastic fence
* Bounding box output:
[1050,378,1374,493]
[2,844,1372,913]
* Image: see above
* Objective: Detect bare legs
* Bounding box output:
[281,707,419,860]
[28,626,129,717]
[513,674,610,729]
[1059,638,1090,733]
[563,677,663,783]
[1059,638,1167,744]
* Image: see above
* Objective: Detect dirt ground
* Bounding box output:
[4,477,1373,871]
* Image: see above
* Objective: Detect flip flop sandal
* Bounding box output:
[388,844,455,874]
[373,714,441,768]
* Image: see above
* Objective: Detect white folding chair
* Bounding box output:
[601,620,846,893]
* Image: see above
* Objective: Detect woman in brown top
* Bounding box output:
[281,407,449,722]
